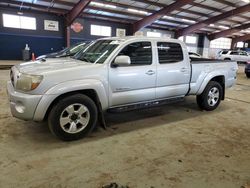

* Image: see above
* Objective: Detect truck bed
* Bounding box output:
[188,57,238,95]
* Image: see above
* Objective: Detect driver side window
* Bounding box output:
[118,42,152,66]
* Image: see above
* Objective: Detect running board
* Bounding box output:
[108,97,184,113]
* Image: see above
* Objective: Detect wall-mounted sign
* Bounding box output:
[134,31,144,36]
[116,28,126,37]
[44,20,59,31]
[71,22,83,33]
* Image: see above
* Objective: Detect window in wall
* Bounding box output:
[186,36,197,44]
[178,36,184,41]
[210,37,232,49]
[157,42,183,64]
[147,31,161,37]
[3,14,36,30]
[237,42,244,48]
[90,24,111,36]
[118,42,152,66]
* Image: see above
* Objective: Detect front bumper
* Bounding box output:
[6,81,42,120]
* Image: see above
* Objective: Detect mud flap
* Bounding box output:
[97,101,107,130]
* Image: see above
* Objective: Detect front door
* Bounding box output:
[109,41,156,107]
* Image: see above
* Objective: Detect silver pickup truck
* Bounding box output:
[7,37,238,141]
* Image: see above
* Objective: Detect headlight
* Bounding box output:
[16,73,43,91]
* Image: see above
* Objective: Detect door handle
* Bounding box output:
[146,70,155,75]
[180,67,188,72]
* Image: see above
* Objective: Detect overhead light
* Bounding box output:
[105,4,117,9]
[181,19,196,23]
[90,2,116,9]
[209,24,215,27]
[163,16,174,19]
[241,29,250,33]
[241,0,250,3]
[127,8,148,15]
[90,2,104,6]
[218,25,229,29]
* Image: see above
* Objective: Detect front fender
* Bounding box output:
[33,79,108,121]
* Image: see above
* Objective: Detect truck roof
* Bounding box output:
[98,36,183,43]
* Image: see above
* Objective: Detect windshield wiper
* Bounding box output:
[79,57,92,63]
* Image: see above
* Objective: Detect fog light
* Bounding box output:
[15,102,25,113]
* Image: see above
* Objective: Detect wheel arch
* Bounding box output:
[197,75,225,100]
[43,89,101,121]
[33,79,108,122]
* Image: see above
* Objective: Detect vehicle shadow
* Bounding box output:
[21,96,230,147]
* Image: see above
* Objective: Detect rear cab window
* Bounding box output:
[157,42,183,64]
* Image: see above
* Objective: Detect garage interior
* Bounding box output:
[0,0,250,187]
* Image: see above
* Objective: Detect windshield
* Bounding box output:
[74,40,120,64]
[59,42,87,55]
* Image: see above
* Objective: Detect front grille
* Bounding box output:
[10,70,14,86]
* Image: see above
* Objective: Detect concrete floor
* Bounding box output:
[0,66,249,188]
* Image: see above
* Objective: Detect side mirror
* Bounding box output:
[113,55,131,67]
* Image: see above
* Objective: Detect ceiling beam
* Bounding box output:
[136,0,247,25]
[208,23,250,40]
[0,0,66,14]
[132,0,194,33]
[232,34,250,43]
[176,4,250,37]
[66,0,91,26]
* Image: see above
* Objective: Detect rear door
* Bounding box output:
[229,51,241,61]
[239,51,249,62]
[156,42,190,99]
[109,41,156,107]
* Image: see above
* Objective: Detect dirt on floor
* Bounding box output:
[0,65,249,188]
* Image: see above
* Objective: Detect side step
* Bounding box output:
[108,97,184,113]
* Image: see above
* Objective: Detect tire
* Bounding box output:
[196,81,223,111]
[224,58,231,60]
[48,94,98,141]
[246,73,250,78]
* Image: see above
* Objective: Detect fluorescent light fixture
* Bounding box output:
[105,4,117,9]
[163,16,174,19]
[241,29,250,33]
[209,24,215,27]
[241,0,250,3]
[127,8,148,15]
[90,2,104,6]
[90,2,116,9]
[218,25,229,29]
[181,18,196,23]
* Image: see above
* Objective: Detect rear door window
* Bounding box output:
[230,51,240,55]
[157,42,183,64]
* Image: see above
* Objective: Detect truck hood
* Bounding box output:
[15,57,94,75]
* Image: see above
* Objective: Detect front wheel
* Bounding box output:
[48,94,98,141]
[196,81,223,111]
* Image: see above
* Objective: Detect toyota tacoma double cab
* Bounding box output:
[7,37,238,141]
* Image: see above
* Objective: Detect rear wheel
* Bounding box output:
[48,94,98,141]
[196,81,223,111]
